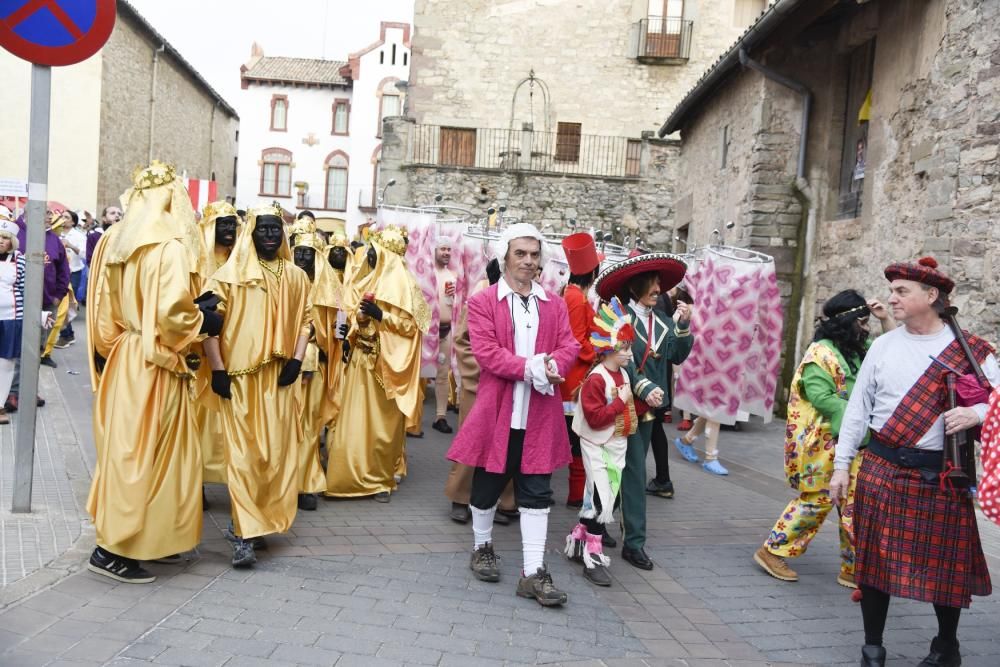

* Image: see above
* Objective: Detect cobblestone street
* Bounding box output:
[1,338,999,666]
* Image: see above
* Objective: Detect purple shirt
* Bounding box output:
[16,216,71,307]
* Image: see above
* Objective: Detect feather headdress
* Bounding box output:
[591,297,635,354]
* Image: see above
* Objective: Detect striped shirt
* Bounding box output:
[0,252,26,321]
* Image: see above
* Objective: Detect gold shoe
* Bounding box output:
[837,571,858,589]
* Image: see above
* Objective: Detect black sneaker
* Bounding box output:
[88,547,156,584]
[54,336,74,349]
[297,493,318,511]
[151,554,183,565]
[432,418,453,434]
[450,502,471,523]
[40,356,57,368]
[232,538,256,568]
[583,563,612,587]
[470,543,501,582]
[917,636,960,667]
[374,491,391,503]
[516,566,567,606]
[645,479,675,498]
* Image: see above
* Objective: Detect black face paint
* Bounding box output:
[329,246,348,271]
[367,247,377,269]
[253,215,283,261]
[215,216,238,248]
[293,246,316,277]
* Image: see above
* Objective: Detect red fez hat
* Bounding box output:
[884,256,954,294]
[561,232,600,275]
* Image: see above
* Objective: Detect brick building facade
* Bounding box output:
[662,0,1000,394]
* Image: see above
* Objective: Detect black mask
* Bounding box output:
[293,246,316,277]
[367,247,377,269]
[215,216,238,248]
[252,215,283,261]
[329,246,348,271]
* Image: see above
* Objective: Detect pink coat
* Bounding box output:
[447,283,581,474]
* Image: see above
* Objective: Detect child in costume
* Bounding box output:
[565,297,638,586]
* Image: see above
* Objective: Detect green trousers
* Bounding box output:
[620,421,653,550]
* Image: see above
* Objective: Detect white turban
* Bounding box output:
[494,223,548,274]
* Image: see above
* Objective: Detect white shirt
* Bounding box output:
[835,324,1000,470]
[497,277,550,429]
[63,228,86,273]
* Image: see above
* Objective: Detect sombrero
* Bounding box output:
[594,252,687,302]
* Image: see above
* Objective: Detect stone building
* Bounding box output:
[236,22,411,234]
[0,0,238,213]
[381,0,769,243]
[661,0,1000,393]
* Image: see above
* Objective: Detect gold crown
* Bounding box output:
[372,227,407,256]
[328,231,350,249]
[290,217,317,237]
[132,160,177,191]
[203,200,238,222]
[292,232,323,251]
[248,204,284,220]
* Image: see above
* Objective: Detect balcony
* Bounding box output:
[635,17,693,64]
[405,125,643,179]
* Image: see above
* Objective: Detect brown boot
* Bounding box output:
[753,545,798,582]
[469,543,500,582]
[516,566,567,607]
[837,571,857,589]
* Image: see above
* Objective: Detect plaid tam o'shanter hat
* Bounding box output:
[884,256,954,294]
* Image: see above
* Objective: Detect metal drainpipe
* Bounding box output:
[148,44,165,164]
[738,48,816,406]
[209,101,219,178]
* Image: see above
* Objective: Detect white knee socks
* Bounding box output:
[471,504,496,548]
[519,507,549,574]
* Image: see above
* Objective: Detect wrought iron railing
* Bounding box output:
[406,124,641,179]
[637,17,693,61]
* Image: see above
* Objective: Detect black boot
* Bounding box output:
[860,644,886,667]
[917,637,961,667]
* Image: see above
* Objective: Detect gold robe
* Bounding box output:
[325,237,425,497]
[207,260,312,538]
[86,238,204,560]
[195,246,232,484]
[297,341,329,494]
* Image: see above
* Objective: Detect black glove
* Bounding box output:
[277,358,302,387]
[199,310,223,337]
[211,370,231,399]
[318,349,329,364]
[94,351,106,374]
[342,340,351,364]
[359,300,383,321]
[194,291,220,311]
[338,322,349,338]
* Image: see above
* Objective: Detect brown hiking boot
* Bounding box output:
[470,543,500,582]
[516,566,567,606]
[753,545,798,582]
[838,571,857,589]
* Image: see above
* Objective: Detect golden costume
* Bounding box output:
[194,201,239,484]
[86,161,205,561]
[206,205,312,538]
[325,226,428,498]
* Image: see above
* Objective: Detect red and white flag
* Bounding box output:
[187,179,218,213]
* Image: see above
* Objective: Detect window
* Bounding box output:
[733,0,768,27]
[837,39,876,219]
[625,139,642,177]
[646,0,685,58]
[439,127,476,167]
[555,122,582,162]
[270,95,288,131]
[332,100,350,135]
[232,157,238,187]
[720,125,730,169]
[378,94,400,137]
[260,148,292,197]
[324,151,349,210]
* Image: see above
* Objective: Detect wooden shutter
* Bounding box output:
[439,127,476,167]
[625,140,642,177]
[555,122,582,162]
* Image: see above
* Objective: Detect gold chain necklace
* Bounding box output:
[258,258,284,283]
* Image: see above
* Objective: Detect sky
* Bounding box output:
[128,0,415,105]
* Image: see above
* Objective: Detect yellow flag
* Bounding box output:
[858,89,872,124]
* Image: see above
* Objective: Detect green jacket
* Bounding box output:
[626,304,694,405]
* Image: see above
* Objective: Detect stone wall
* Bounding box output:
[381,118,679,245]
[408,0,764,138]
[97,8,239,209]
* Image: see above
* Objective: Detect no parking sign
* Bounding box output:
[0,0,116,66]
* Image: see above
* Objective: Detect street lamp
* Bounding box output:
[378,178,396,205]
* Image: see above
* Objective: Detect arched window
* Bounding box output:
[260,148,292,197]
[270,95,288,131]
[377,79,402,138]
[324,151,349,211]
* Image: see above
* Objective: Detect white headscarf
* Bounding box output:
[493,222,548,274]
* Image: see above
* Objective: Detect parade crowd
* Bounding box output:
[4,159,1000,667]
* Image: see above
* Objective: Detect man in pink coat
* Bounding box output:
[447,223,580,607]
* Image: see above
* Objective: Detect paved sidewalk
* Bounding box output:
[0,334,999,665]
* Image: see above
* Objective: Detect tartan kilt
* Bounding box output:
[854,450,991,608]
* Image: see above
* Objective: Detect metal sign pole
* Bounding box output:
[12,64,51,513]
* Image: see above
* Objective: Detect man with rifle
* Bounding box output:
[831,257,999,667]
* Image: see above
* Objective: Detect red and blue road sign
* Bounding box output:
[0,0,116,66]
